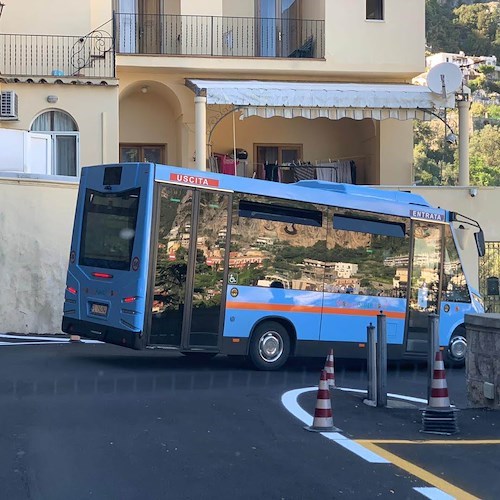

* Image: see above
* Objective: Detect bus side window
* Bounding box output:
[229,194,327,291]
[328,210,410,298]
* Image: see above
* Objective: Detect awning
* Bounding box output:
[186,79,454,121]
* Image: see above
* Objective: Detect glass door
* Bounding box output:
[149,185,229,350]
[405,221,443,354]
[257,0,301,57]
[138,0,162,54]
[150,185,193,346]
[188,191,229,348]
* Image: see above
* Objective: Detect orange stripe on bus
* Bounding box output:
[226,302,406,319]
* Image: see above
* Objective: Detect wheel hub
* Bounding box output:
[259,331,283,362]
[450,335,466,360]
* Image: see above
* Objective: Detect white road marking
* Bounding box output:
[413,487,455,500]
[321,432,390,463]
[0,334,101,345]
[281,386,389,463]
[281,386,453,499]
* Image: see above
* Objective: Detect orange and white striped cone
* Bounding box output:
[428,350,451,409]
[324,349,336,388]
[304,370,340,432]
[421,350,458,434]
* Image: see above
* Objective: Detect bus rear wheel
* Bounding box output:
[248,321,290,371]
[445,327,466,368]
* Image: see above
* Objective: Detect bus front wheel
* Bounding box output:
[248,321,290,371]
[445,327,466,368]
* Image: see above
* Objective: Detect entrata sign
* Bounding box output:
[169,173,219,187]
[410,209,445,222]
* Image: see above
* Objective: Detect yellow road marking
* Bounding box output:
[359,439,500,445]
[356,440,479,500]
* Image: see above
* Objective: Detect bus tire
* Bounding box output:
[445,326,466,368]
[248,321,290,371]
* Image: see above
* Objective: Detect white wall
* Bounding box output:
[0,178,78,334]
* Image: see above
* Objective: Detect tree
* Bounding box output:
[469,124,500,186]
[453,3,500,58]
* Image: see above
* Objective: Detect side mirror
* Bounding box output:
[475,229,486,257]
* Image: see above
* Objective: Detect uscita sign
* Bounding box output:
[169,173,219,187]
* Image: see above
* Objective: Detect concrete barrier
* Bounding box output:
[465,313,500,409]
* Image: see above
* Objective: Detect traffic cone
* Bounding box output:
[304,370,340,432]
[324,349,336,388]
[421,350,459,435]
[428,350,450,408]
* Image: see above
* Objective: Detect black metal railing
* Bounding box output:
[479,241,500,313]
[114,13,324,59]
[0,28,114,79]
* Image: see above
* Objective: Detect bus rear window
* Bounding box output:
[79,188,140,270]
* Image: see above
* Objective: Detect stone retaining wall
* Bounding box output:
[465,313,500,409]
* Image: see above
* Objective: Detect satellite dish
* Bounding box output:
[427,62,463,97]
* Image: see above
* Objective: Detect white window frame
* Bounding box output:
[50,132,80,177]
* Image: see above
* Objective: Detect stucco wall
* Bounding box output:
[0,83,119,168]
[0,0,111,35]
[379,120,414,185]
[0,178,78,334]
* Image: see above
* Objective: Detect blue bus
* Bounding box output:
[62,163,485,369]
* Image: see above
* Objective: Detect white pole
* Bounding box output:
[458,99,470,186]
[194,96,207,171]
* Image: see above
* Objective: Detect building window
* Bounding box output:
[366,0,384,21]
[120,144,166,163]
[31,110,79,176]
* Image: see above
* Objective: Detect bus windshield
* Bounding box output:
[79,188,140,270]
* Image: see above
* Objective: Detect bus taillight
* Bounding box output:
[92,272,113,279]
[123,296,136,303]
[66,286,77,295]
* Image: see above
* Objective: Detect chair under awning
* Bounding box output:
[185,79,454,121]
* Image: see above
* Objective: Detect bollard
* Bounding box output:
[376,312,387,407]
[367,323,377,403]
[427,313,440,403]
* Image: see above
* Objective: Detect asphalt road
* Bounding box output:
[0,339,498,500]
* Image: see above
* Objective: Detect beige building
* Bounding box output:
[0,0,498,333]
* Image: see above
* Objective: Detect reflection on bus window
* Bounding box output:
[409,223,441,314]
[328,209,410,298]
[229,194,326,291]
[442,225,470,303]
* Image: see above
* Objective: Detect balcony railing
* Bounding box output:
[114,13,324,59]
[0,29,115,79]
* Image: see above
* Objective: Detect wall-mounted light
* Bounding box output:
[140,86,149,94]
[0,3,5,20]
[47,95,58,104]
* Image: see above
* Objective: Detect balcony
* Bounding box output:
[0,30,115,80]
[115,13,324,59]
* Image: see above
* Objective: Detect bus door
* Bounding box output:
[148,184,229,350]
[405,221,443,355]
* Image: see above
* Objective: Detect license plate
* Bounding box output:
[90,303,108,316]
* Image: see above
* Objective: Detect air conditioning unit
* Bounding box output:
[0,91,19,120]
